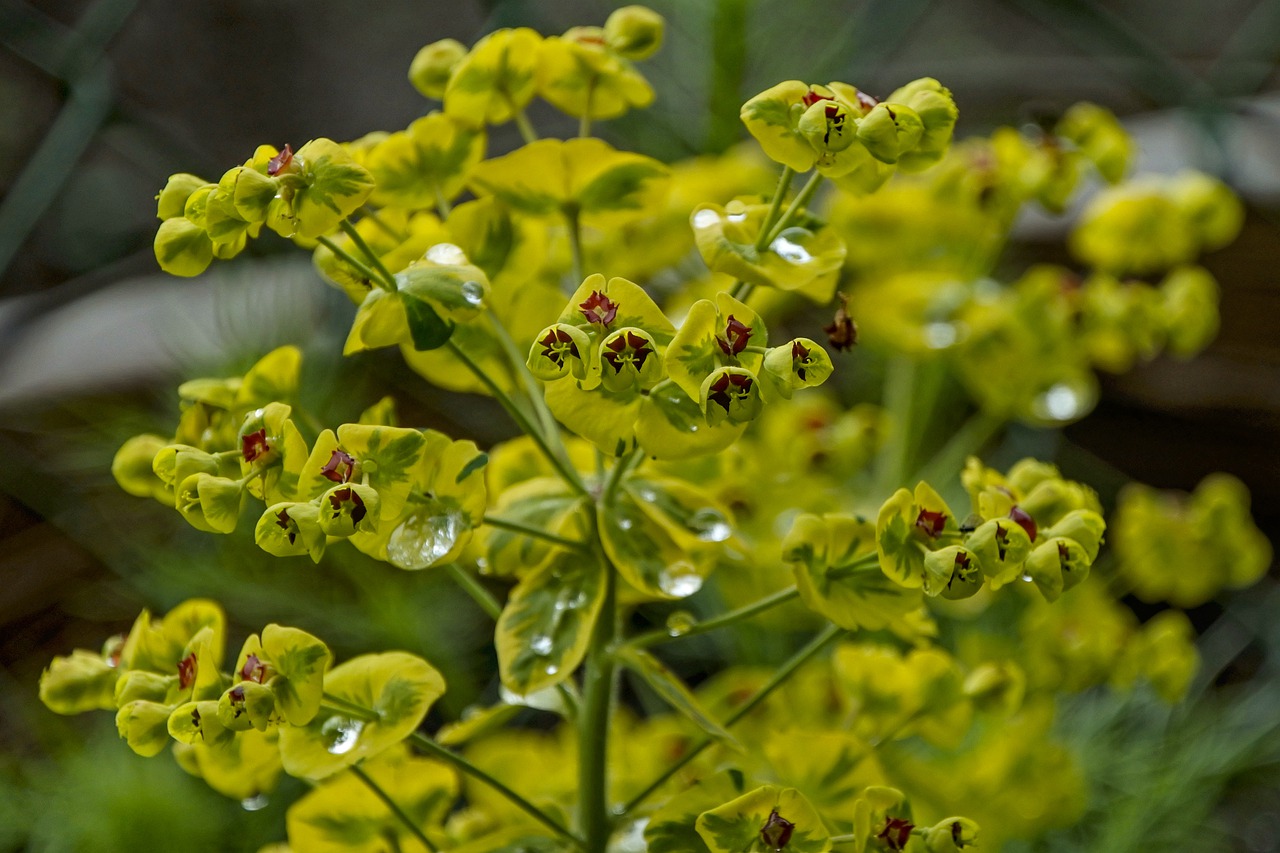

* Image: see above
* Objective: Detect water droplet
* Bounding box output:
[666,610,698,636]
[554,591,587,612]
[617,516,633,531]
[611,817,651,852]
[544,663,560,676]
[770,227,815,264]
[241,794,270,811]
[460,280,485,306]
[658,565,703,598]
[692,208,720,229]
[1030,380,1091,423]
[321,716,364,755]
[636,488,658,502]
[689,508,731,542]
[387,503,464,570]
[727,211,747,222]
[1019,572,1034,583]
[687,423,700,433]
[425,242,467,265]
[530,634,554,655]
[475,556,491,575]
[924,322,958,349]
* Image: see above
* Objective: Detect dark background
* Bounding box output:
[0,0,1277,849]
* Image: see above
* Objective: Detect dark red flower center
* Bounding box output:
[760,808,795,849]
[716,314,753,357]
[241,653,270,684]
[878,816,914,851]
[791,339,814,381]
[275,508,298,544]
[579,290,619,327]
[707,371,754,412]
[802,88,832,107]
[228,685,247,717]
[328,486,368,526]
[242,428,271,463]
[177,653,198,690]
[321,448,356,484]
[1008,505,1037,542]
[602,331,653,373]
[539,328,580,367]
[915,508,947,539]
[267,144,294,176]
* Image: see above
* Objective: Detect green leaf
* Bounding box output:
[278,652,446,780]
[153,216,213,277]
[784,513,921,631]
[291,139,376,239]
[496,548,606,696]
[645,772,745,853]
[366,113,486,210]
[616,646,739,749]
[696,785,832,853]
[598,490,712,600]
[483,478,588,578]
[544,375,642,457]
[634,380,747,460]
[262,624,332,726]
[401,289,456,351]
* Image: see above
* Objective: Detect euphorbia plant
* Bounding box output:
[41,6,1271,852]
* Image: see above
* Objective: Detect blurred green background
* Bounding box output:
[1,0,1278,850]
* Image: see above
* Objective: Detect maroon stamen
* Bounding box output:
[1008,505,1037,542]
[320,449,356,484]
[760,808,795,850]
[241,653,269,684]
[228,685,247,717]
[915,508,947,539]
[801,88,831,107]
[539,328,580,367]
[329,486,367,526]
[177,653,197,690]
[275,508,297,545]
[878,817,914,851]
[267,144,294,176]
[792,339,813,381]
[579,291,619,327]
[602,332,653,373]
[242,428,270,463]
[707,372,753,412]
[716,315,753,357]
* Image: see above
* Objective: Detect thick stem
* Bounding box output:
[619,623,844,815]
[446,339,589,496]
[409,732,585,848]
[565,206,585,284]
[577,550,618,852]
[482,514,588,551]
[350,764,439,852]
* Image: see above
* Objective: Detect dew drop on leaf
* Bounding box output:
[531,634,554,655]
[692,208,720,229]
[425,242,467,265]
[461,280,485,306]
[321,716,364,755]
[658,564,703,597]
[241,794,270,811]
[770,227,815,264]
[689,507,731,542]
[387,505,464,570]
[666,610,697,636]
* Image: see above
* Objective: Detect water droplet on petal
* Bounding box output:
[425,242,467,265]
[658,564,703,598]
[727,211,747,223]
[666,610,698,636]
[530,634,554,655]
[617,516,633,531]
[544,663,560,676]
[1030,380,1093,424]
[611,817,651,852]
[321,716,364,755]
[770,227,815,264]
[924,321,958,349]
[689,508,731,542]
[241,794,270,811]
[692,208,720,230]
[1019,572,1034,583]
[636,488,658,502]
[461,280,485,306]
[387,503,465,570]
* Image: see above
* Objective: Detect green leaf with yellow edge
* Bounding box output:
[483,476,588,578]
[763,729,877,818]
[366,113,486,210]
[469,138,669,227]
[286,747,457,853]
[237,344,303,407]
[625,475,734,553]
[783,513,921,631]
[278,651,446,780]
[690,202,845,294]
[121,598,226,674]
[401,288,456,351]
[395,257,490,325]
[334,424,428,521]
[39,650,119,715]
[558,274,676,344]
[545,375,642,457]
[598,489,711,599]
[696,784,832,853]
[261,624,332,726]
[666,294,765,402]
[875,483,960,592]
[740,80,818,172]
[116,700,174,757]
[446,197,545,285]
[615,646,739,749]
[536,31,654,120]
[289,138,376,240]
[645,771,746,853]
[635,379,748,460]
[497,547,606,696]
[444,28,542,126]
[345,287,412,355]
[171,701,284,799]
[154,216,213,277]
[115,669,173,707]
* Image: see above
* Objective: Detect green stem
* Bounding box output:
[730,167,820,303]
[577,550,618,851]
[753,166,796,253]
[763,170,825,247]
[565,206,585,284]
[512,105,539,144]
[317,235,393,293]
[619,623,844,815]
[350,764,439,853]
[322,693,379,722]
[409,732,585,848]
[625,586,801,650]
[482,514,588,551]
[486,310,564,452]
[875,355,918,494]
[445,563,502,620]
[432,182,453,220]
[339,219,398,290]
[446,339,589,496]
[911,411,1005,489]
[602,448,641,507]
[580,79,596,138]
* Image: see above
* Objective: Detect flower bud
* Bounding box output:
[156,174,211,221]
[39,651,120,715]
[924,817,980,851]
[856,102,923,164]
[604,5,664,60]
[409,38,467,99]
[318,483,381,538]
[798,97,858,154]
